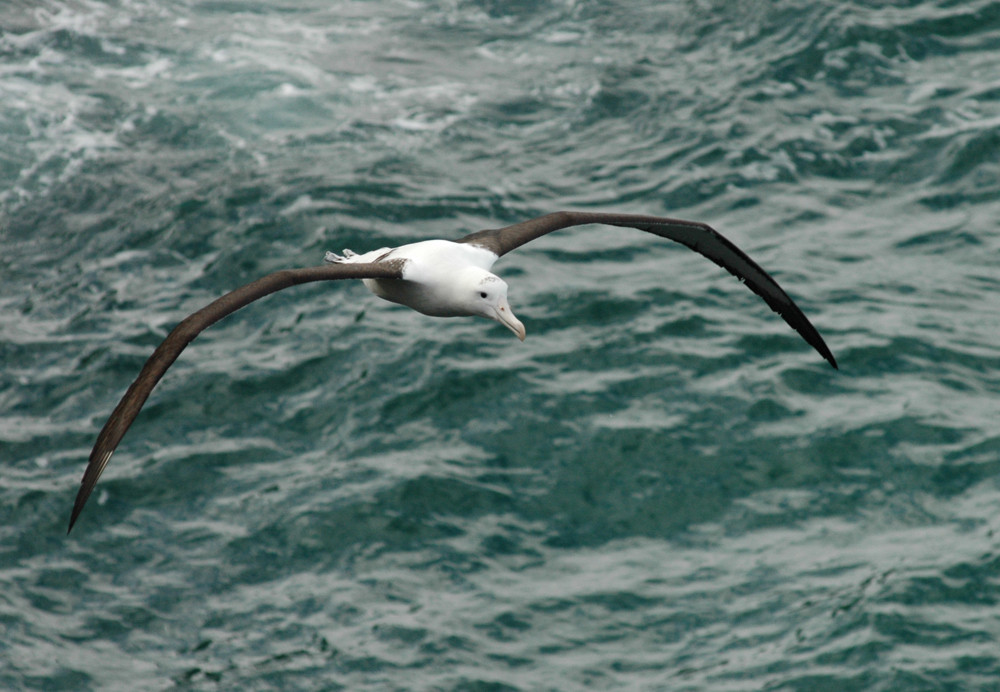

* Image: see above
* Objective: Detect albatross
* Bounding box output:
[68,211,837,532]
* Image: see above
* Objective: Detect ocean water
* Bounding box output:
[3,0,1000,689]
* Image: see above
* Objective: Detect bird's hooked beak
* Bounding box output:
[494,298,526,341]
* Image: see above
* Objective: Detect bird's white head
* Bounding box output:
[461,269,526,341]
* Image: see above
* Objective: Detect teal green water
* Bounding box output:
[3,1,1000,689]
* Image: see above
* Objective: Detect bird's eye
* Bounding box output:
[480,291,488,299]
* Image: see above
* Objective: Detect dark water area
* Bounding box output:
[3,1,1000,689]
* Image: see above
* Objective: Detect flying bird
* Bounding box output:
[68,211,837,532]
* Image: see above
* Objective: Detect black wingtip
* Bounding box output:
[811,333,838,370]
[67,492,86,535]
[67,454,105,535]
[809,335,838,371]
[808,335,838,370]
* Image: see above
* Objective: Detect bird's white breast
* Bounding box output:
[363,240,500,317]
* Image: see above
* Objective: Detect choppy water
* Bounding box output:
[3,1,1000,689]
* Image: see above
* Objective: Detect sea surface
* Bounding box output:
[3,1,1000,689]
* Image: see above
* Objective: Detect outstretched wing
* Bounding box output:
[68,260,405,533]
[457,211,836,369]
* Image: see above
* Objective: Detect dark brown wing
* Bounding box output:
[68,260,405,533]
[457,211,836,369]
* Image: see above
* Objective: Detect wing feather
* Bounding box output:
[457,211,836,369]
[68,260,404,533]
